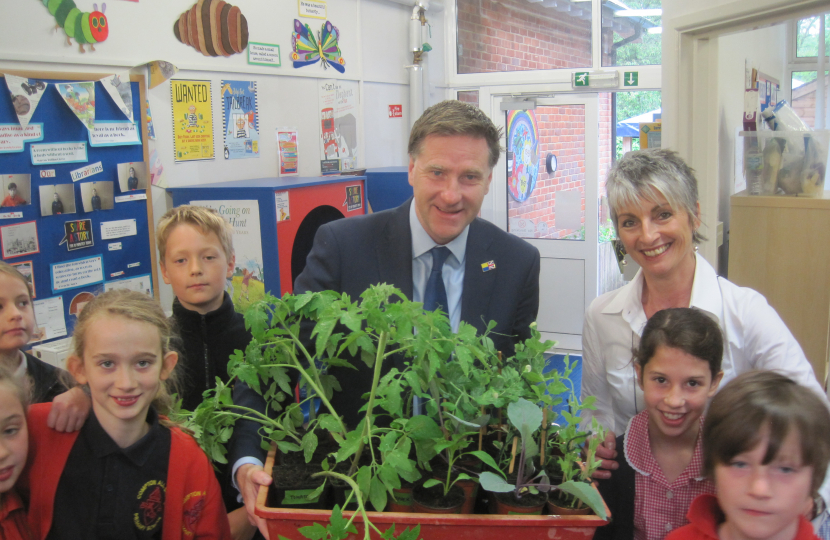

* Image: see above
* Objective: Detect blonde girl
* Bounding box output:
[22,290,231,540]
[0,261,88,431]
[0,366,32,540]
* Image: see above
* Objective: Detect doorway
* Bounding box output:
[481,88,599,351]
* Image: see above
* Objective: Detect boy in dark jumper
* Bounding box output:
[157,205,266,540]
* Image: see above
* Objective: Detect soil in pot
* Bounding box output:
[270,462,329,509]
[493,490,547,515]
[430,464,479,514]
[411,483,465,514]
[547,492,593,516]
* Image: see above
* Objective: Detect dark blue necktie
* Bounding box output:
[423,246,451,313]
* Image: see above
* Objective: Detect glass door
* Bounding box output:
[481,88,599,351]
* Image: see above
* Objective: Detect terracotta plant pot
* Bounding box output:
[547,500,594,516]
[386,485,414,513]
[411,483,465,514]
[492,491,546,515]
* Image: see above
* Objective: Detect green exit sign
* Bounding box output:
[623,72,639,86]
[574,72,589,86]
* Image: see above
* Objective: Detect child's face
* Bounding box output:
[0,274,34,355]
[160,223,234,315]
[636,345,722,441]
[7,188,15,197]
[0,384,27,493]
[69,315,177,447]
[715,429,813,540]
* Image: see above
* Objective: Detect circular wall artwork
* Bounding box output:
[507,110,539,202]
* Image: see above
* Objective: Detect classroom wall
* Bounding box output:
[0,0,446,308]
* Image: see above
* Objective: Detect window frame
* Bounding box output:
[444,0,663,90]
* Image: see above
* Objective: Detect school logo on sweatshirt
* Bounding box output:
[183,491,207,536]
[135,479,166,531]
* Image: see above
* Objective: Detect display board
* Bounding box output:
[0,72,154,344]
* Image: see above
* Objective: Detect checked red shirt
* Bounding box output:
[624,410,715,540]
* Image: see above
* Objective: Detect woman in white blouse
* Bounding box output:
[581,148,823,478]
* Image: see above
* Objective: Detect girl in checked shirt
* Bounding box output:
[594,308,724,540]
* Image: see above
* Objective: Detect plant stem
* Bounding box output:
[349,330,389,476]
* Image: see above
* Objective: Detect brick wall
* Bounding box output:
[457,0,592,74]
[508,105,585,239]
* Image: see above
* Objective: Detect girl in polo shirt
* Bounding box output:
[22,289,232,540]
[0,366,33,540]
[594,308,724,540]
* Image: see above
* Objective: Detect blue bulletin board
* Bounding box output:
[0,73,154,344]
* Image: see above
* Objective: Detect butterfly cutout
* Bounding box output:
[291,19,346,73]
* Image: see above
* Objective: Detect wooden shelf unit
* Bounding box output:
[729,191,830,388]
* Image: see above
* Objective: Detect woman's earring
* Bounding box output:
[694,245,699,253]
[621,258,628,266]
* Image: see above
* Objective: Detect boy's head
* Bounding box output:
[156,205,235,315]
[704,371,830,540]
[7,183,16,195]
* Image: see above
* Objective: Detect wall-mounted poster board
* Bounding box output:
[0,71,156,345]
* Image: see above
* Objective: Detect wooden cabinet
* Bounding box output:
[729,191,830,388]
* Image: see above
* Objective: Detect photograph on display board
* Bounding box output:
[39,184,76,216]
[0,174,31,208]
[80,181,114,212]
[10,260,35,297]
[0,221,39,259]
[117,162,147,192]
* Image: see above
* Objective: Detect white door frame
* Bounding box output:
[480,85,599,351]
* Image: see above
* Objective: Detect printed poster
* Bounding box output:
[4,75,48,127]
[318,79,358,174]
[221,80,259,160]
[57,82,96,132]
[277,128,298,175]
[100,72,134,122]
[189,200,265,314]
[171,80,214,162]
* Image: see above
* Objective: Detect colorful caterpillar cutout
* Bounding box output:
[174,0,249,57]
[41,0,108,53]
[291,20,345,73]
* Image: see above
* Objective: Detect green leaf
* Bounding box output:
[385,449,415,472]
[317,414,343,433]
[556,480,607,520]
[468,451,504,478]
[313,318,337,359]
[478,471,514,493]
[406,416,443,440]
[422,478,441,489]
[379,431,399,453]
[370,476,388,512]
[397,525,421,540]
[301,431,318,463]
[357,465,372,499]
[508,398,542,447]
[335,430,363,462]
[378,463,402,491]
[298,523,327,540]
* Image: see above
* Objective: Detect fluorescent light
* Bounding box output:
[615,9,661,16]
[500,99,537,111]
[647,27,662,34]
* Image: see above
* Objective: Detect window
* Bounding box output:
[789,14,830,128]
[456,0,593,74]
[601,0,661,67]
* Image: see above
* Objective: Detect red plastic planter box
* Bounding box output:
[255,447,611,540]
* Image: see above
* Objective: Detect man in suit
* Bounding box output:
[236,100,540,535]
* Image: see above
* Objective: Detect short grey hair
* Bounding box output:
[606,148,705,243]
[408,100,503,169]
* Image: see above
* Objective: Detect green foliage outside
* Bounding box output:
[606,0,662,67]
[797,15,830,58]
[615,90,661,161]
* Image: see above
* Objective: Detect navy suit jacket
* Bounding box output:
[294,199,540,427]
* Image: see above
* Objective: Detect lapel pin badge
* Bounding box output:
[481,260,496,272]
